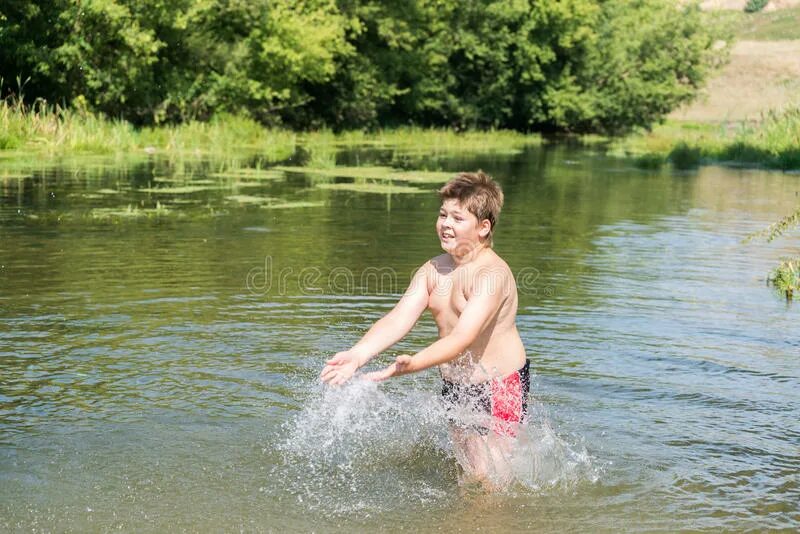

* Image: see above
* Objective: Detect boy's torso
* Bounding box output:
[425,251,526,384]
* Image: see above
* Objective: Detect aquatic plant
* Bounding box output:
[139,185,224,194]
[315,183,429,194]
[275,165,452,184]
[309,127,539,154]
[768,258,800,300]
[261,200,327,209]
[747,206,800,243]
[209,169,286,181]
[90,203,170,220]
[225,195,275,205]
[747,206,800,301]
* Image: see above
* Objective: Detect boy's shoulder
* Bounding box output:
[424,251,512,276]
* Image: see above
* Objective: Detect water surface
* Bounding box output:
[1,146,798,531]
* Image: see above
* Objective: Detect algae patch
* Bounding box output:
[274,166,451,184]
[139,185,224,194]
[225,194,275,204]
[315,183,429,194]
[209,168,286,180]
[260,200,327,209]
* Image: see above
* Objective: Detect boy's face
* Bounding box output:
[437,198,491,255]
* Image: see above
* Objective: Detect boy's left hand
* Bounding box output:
[363,355,413,382]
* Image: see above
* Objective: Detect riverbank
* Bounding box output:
[2,4,799,173]
[609,107,800,170]
[615,6,800,171]
[1,99,798,174]
[0,98,539,174]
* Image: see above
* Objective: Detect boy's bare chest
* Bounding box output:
[427,269,469,317]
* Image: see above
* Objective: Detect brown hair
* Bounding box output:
[438,171,504,244]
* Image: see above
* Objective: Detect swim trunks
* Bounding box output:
[441,359,530,438]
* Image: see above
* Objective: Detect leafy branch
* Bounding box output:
[745,206,800,243]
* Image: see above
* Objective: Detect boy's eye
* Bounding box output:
[454,217,463,222]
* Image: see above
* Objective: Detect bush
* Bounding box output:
[669,142,703,169]
[744,0,769,13]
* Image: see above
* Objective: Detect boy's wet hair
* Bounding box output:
[438,171,504,243]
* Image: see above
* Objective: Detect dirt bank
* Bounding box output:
[671,39,800,122]
[700,0,800,10]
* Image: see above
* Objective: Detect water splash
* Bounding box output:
[273,376,598,514]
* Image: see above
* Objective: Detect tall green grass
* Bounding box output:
[611,106,800,170]
[1,92,538,173]
[0,93,298,162]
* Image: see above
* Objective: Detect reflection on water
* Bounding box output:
[0,146,798,531]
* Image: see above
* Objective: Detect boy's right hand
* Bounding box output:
[320,351,362,385]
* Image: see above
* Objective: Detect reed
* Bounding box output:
[0,91,298,164]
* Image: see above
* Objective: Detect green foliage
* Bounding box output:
[744,0,769,13]
[633,153,666,169]
[768,258,800,300]
[0,0,728,133]
[668,142,703,169]
[613,106,800,170]
[747,206,799,302]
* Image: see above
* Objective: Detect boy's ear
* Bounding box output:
[478,219,492,238]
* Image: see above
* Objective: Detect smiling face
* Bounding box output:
[436,198,492,256]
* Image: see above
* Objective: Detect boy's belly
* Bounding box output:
[439,330,526,384]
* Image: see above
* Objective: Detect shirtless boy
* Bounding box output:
[320,171,529,488]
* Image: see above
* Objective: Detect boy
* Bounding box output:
[320,171,529,488]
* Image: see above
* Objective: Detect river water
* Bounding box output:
[0,144,798,531]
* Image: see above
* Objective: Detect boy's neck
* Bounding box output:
[449,242,490,266]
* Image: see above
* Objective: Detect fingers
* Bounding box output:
[363,369,389,382]
[319,364,337,381]
[325,354,344,365]
[323,371,347,385]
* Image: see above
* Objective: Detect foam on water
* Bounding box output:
[273,375,598,514]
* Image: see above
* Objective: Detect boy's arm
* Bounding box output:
[365,272,504,381]
[320,264,430,384]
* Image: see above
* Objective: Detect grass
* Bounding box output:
[724,6,800,40]
[0,93,298,169]
[610,106,800,170]
[0,94,539,183]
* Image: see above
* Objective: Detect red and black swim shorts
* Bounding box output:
[441,359,530,437]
